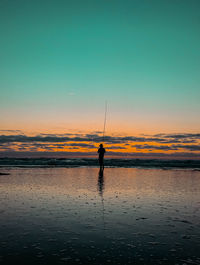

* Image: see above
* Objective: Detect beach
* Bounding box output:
[0,167,200,265]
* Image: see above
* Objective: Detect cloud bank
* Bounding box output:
[0,132,200,144]
[0,132,200,158]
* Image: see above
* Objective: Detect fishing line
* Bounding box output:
[102,101,108,142]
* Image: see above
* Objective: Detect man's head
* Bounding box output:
[99,143,103,148]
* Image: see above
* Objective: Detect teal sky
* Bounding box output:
[1,0,200,133]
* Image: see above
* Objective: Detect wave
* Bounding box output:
[0,158,200,169]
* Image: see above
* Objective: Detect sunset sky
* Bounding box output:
[1,0,200,158]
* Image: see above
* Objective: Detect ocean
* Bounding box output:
[0,157,200,169]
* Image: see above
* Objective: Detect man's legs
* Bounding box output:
[99,159,104,171]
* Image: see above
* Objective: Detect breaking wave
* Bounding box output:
[0,158,200,169]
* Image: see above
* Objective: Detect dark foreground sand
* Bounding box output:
[0,167,200,265]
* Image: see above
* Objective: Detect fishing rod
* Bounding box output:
[98,101,107,235]
[102,101,108,142]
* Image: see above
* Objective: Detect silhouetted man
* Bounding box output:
[98,143,106,170]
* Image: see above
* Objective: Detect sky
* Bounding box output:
[0,0,200,158]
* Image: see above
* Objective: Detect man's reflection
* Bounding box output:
[98,169,105,230]
[98,168,104,197]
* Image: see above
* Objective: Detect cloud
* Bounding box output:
[154,133,200,143]
[66,143,95,148]
[0,132,200,154]
[106,146,126,149]
[68,92,75,96]
[0,130,24,134]
[0,133,198,145]
[133,144,200,152]
[163,133,200,139]
[53,143,96,148]
[172,144,200,151]
[133,144,177,151]
[0,151,200,159]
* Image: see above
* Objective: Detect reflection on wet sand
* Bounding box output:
[98,169,106,234]
[98,168,104,197]
[0,167,200,265]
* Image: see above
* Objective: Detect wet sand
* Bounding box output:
[0,167,200,265]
